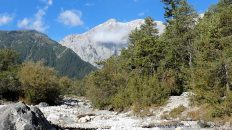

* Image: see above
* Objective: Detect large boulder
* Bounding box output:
[0,102,56,130]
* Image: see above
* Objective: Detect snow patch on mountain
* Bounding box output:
[60,19,165,67]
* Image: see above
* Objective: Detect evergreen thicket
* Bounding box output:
[84,0,232,120]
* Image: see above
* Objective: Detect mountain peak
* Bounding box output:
[60,19,165,67]
[106,18,117,23]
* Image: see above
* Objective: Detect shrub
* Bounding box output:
[127,74,170,110]
[70,80,87,96]
[0,69,21,101]
[59,76,73,95]
[86,57,128,109]
[18,61,60,104]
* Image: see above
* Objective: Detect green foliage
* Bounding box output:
[0,49,20,71]
[161,0,198,94]
[18,61,61,104]
[191,2,232,120]
[82,1,232,120]
[64,79,87,96]
[128,74,170,110]
[59,76,73,95]
[86,57,127,109]
[162,0,181,21]
[0,48,79,103]
[0,49,21,100]
[85,17,171,111]
[123,17,163,75]
[0,0,225,120]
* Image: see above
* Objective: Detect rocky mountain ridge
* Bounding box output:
[60,19,165,67]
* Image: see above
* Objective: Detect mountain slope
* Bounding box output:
[60,19,165,67]
[0,30,96,79]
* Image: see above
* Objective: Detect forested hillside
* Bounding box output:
[0,30,96,79]
[82,0,232,122]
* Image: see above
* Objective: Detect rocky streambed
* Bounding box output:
[0,93,230,130]
[36,93,217,130]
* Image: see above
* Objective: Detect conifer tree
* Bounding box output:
[161,0,197,93]
[194,2,232,99]
[123,17,163,75]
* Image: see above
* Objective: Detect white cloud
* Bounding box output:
[40,0,53,6]
[89,19,165,44]
[85,3,95,7]
[17,0,51,32]
[58,10,83,26]
[48,0,53,5]
[138,12,145,16]
[17,18,30,27]
[0,14,13,26]
[155,21,166,34]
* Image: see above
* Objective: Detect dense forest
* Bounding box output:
[1,0,232,123]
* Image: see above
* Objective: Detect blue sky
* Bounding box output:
[0,0,218,41]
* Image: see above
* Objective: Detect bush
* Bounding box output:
[86,68,170,111]
[0,69,21,100]
[18,61,60,104]
[0,49,21,101]
[85,57,128,109]
[0,49,20,71]
[127,74,169,110]
[59,76,73,95]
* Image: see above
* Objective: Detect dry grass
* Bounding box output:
[186,105,232,125]
[161,105,187,119]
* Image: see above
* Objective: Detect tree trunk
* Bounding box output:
[188,39,195,88]
[224,64,230,92]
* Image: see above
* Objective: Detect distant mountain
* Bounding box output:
[60,19,165,67]
[0,30,96,79]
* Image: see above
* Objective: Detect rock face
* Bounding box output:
[0,102,55,130]
[60,19,165,67]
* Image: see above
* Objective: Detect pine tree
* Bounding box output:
[123,17,163,75]
[194,2,232,99]
[219,0,232,5]
[161,0,197,93]
[162,0,181,22]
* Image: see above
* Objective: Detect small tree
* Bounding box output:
[0,49,21,100]
[18,61,60,104]
[0,49,20,71]
[123,17,162,75]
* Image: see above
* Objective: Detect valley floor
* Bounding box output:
[0,93,227,130]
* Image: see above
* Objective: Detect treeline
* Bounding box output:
[82,0,232,120]
[0,49,79,104]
